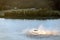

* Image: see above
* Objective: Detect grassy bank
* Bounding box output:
[0,9,60,19]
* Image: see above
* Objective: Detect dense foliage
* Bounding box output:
[0,0,60,10]
[4,9,60,19]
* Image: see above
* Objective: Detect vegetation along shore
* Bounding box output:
[0,8,60,19]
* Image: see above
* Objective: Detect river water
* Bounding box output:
[0,18,60,40]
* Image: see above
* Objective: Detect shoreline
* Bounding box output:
[0,9,60,19]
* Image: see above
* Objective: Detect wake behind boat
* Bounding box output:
[25,25,60,37]
[26,29,58,36]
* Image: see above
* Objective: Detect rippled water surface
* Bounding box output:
[0,18,60,40]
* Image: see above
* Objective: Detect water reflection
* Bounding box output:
[0,18,60,40]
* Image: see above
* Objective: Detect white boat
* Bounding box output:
[26,28,58,36]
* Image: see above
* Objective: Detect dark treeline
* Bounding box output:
[0,0,60,19]
[0,0,60,10]
[4,9,60,19]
